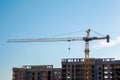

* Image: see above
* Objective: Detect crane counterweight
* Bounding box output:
[106,35,110,42]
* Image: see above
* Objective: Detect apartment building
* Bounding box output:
[62,58,120,80]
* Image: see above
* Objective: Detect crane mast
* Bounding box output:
[85,29,90,59]
[84,29,90,80]
[7,29,110,80]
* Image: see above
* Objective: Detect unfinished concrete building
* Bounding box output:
[12,65,61,80]
[12,58,120,80]
[62,58,120,80]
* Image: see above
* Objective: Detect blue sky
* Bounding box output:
[1,0,120,80]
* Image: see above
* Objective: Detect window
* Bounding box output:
[99,72,101,75]
[32,73,35,75]
[99,77,101,79]
[62,65,66,68]
[37,77,40,80]
[38,72,40,75]
[99,67,101,70]
[32,77,34,80]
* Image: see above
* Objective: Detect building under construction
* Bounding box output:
[12,65,61,80]
[13,58,120,80]
[62,58,120,80]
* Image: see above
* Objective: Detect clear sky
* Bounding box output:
[1,0,120,80]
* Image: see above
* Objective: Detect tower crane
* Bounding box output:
[7,29,110,80]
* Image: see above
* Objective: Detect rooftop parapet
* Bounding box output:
[22,65,53,69]
[62,58,115,63]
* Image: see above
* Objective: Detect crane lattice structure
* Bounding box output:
[7,29,110,80]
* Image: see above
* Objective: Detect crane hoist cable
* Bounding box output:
[90,29,105,37]
[46,30,83,38]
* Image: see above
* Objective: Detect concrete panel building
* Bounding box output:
[62,58,120,80]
